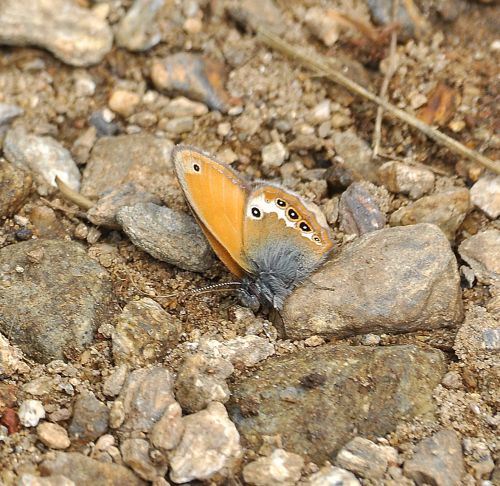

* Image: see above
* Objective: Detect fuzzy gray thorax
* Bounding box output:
[238,240,324,311]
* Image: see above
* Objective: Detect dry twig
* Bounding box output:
[55,175,95,210]
[372,0,399,157]
[257,27,500,175]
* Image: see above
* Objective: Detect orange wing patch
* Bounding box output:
[173,146,250,274]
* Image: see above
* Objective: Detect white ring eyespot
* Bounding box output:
[250,206,262,219]
[299,221,312,233]
[193,163,201,172]
[287,208,299,221]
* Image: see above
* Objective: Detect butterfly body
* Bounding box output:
[172,145,334,310]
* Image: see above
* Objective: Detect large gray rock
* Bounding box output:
[229,344,445,463]
[4,127,81,192]
[389,188,470,241]
[0,240,111,363]
[116,203,214,272]
[283,224,463,340]
[0,0,113,67]
[81,134,175,200]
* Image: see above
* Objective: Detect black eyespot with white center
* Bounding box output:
[287,208,299,220]
[276,198,287,208]
[299,221,312,232]
[313,236,321,243]
[193,163,200,172]
[251,207,262,219]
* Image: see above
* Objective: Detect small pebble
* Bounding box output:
[19,399,45,427]
[109,89,141,117]
[115,0,163,52]
[361,334,381,346]
[336,437,396,479]
[90,111,119,136]
[151,52,230,111]
[163,97,208,117]
[164,116,194,134]
[378,161,435,200]
[183,17,203,34]
[37,421,71,449]
[470,175,500,219]
[0,103,23,126]
[217,122,231,137]
[243,448,304,486]
[15,228,33,241]
[261,141,288,169]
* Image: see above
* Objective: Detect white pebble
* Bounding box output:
[19,399,46,427]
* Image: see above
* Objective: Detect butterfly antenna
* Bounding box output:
[138,282,243,302]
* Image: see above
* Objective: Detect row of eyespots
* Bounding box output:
[275,198,321,242]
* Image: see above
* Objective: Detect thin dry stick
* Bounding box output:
[257,27,500,175]
[372,0,399,156]
[55,175,95,210]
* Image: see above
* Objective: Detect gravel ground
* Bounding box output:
[0,0,499,485]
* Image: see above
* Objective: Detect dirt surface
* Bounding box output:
[0,0,499,485]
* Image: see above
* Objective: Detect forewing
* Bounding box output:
[172,145,251,275]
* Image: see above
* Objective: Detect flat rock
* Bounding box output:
[389,188,470,241]
[283,224,463,340]
[404,430,464,486]
[335,437,396,479]
[112,297,182,368]
[458,230,500,285]
[37,422,71,450]
[377,161,435,199]
[4,127,81,192]
[68,393,109,443]
[175,353,234,413]
[116,0,164,52]
[0,0,112,67]
[151,52,231,112]
[116,366,176,433]
[116,203,214,272]
[470,174,500,219]
[339,182,386,236]
[81,134,175,200]
[229,344,445,462]
[40,452,145,485]
[0,159,32,218]
[87,183,161,229]
[0,240,111,363]
[168,402,242,483]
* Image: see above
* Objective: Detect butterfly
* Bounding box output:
[172,145,334,311]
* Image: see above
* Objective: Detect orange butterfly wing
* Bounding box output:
[172,146,250,277]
